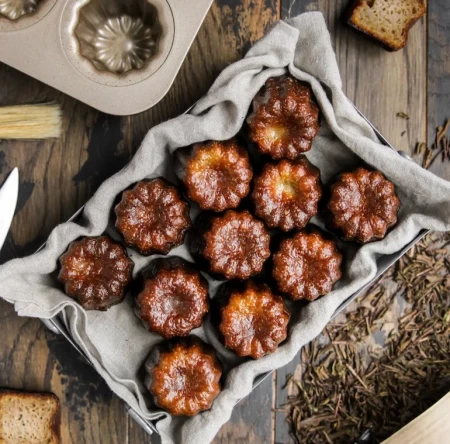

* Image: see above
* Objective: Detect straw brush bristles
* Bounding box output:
[0,104,62,139]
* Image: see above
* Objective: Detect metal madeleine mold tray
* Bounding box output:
[0,0,57,30]
[37,104,428,436]
[0,0,39,21]
[0,0,213,115]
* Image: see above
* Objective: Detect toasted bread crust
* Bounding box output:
[347,0,426,51]
[0,389,61,444]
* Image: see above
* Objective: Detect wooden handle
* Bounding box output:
[382,393,450,444]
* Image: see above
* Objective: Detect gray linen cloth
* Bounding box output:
[1,12,450,444]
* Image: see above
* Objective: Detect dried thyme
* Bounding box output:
[416,119,450,169]
[285,232,450,443]
[396,112,410,120]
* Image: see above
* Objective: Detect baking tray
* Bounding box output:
[37,104,428,436]
[0,0,213,115]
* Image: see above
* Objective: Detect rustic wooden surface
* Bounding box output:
[0,1,448,443]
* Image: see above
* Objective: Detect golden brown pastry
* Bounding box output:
[145,337,222,416]
[217,280,290,359]
[58,236,134,310]
[326,168,401,243]
[115,178,191,255]
[174,139,253,212]
[190,210,271,280]
[252,157,322,231]
[272,230,342,301]
[248,75,320,160]
[134,257,209,338]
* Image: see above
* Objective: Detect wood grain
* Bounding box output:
[0,69,129,264]
[381,393,450,444]
[427,0,450,181]
[282,0,427,162]
[0,59,130,442]
[0,304,129,443]
[214,374,275,444]
[0,0,449,443]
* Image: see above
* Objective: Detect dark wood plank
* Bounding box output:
[0,63,129,443]
[0,71,129,265]
[0,305,129,443]
[281,0,427,161]
[126,414,155,444]
[427,0,450,181]
[274,354,301,444]
[214,373,275,444]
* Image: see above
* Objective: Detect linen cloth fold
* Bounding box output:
[1,12,449,444]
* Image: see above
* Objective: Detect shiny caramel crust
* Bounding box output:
[58,236,134,311]
[175,139,253,212]
[252,157,322,231]
[272,230,343,301]
[145,337,222,416]
[134,257,209,339]
[326,168,401,243]
[218,280,290,359]
[199,210,271,280]
[115,178,191,255]
[247,75,320,160]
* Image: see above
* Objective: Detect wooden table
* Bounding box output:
[0,1,448,443]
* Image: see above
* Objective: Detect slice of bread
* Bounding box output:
[347,0,426,51]
[0,390,60,444]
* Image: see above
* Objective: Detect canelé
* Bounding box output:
[326,168,401,243]
[248,75,320,160]
[217,280,290,359]
[252,157,322,231]
[58,236,134,310]
[190,210,271,280]
[174,139,253,212]
[145,337,222,416]
[115,178,191,255]
[134,257,209,338]
[272,230,342,301]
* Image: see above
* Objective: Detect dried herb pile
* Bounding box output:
[285,232,450,443]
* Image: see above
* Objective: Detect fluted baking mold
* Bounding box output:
[74,0,162,75]
[0,0,38,21]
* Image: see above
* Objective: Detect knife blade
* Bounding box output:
[0,168,19,251]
